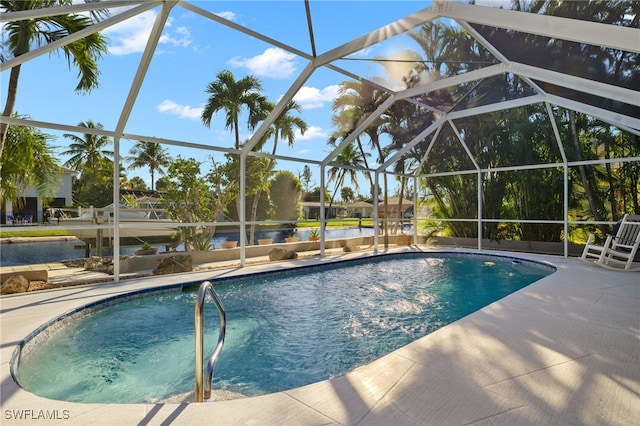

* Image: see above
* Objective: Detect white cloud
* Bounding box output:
[159,25,191,48]
[293,85,340,110]
[295,125,327,141]
[105,11,156,55]
[157,100,202,120]
[105,12,193,55]
[228,47,297,78]
[215,11,236,21]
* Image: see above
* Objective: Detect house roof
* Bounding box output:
[346,201,374,209]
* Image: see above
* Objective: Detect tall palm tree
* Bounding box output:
[327,142,366,216]
[126,141,172,191]
[201,70,269,149]
[247,100,307,243]
[330,79,392,242]
[61,120,113,172]
[330,80,389,196]
[258,100,308,158]
[0,0,109,157]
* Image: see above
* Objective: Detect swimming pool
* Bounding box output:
[13,252,553,404]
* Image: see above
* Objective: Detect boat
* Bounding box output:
[51,192,181,248]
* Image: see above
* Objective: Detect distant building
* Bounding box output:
[345,201,374,218]
[379,197,414,218]
[2,168,76,224]
[300,201,347,220]
[345,198,416,219]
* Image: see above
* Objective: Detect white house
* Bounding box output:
[345,201,374,218]
[2,168,76,224]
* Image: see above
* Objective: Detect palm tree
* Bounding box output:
[201,70,269,149]
[61,120,113,172]
[247,100,308,243]
[126,141,172,191]
[331,80,389,196]
[0,0,109,157]
[330,79,391,242]
[0,114,60,208]
[258,100,308,157]
[327,142,366,217]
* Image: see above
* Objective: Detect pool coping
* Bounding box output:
[1,246,638,425]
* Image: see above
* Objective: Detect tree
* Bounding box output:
[247,100,307,244]
[331,78,394,242]
[223,153,271,240]
[126,176,148,190]
[155,177,169,192]
[341,187,355,204]
[0,0,109,157]
[61,120,113,172]
[126,141,171,191]
[269,171,302,223]
[161,156,235,251]
[298,165,314,193]
[331,80,389,197]
[617,132,640,214]
[162,157,210,251]
[61,120,118,207]
[304,187,332,203]
[474,0,639,228]
[327,142,365,217]
[201,70,269,150]
[0,114,60,209]
[72,157,119,208]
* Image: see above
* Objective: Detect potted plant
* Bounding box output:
[258,238,273,245]
[308,228,320,242]
[135,241,158,256]
[284,231,299,243]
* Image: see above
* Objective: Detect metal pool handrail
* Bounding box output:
[195,280,226,402]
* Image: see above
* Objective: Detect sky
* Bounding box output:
[2,0,511,198]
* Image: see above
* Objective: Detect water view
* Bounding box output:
[0,227,404,266]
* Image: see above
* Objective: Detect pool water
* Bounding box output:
[15,253,552,403]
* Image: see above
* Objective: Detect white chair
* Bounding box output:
[582,214,640,271]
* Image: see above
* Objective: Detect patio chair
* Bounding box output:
[581,214,640,271]
[23,214,33,224]
[6,214,15,225]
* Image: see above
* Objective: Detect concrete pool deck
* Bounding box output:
[1,246,638,425]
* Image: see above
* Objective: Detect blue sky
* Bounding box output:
[4,0,508,197]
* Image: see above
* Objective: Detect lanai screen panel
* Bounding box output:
[469,19,639,122]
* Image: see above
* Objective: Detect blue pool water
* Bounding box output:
[14,253,552,403]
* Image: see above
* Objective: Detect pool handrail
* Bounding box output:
[194,280,226,402]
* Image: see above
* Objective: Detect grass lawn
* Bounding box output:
[0,219,375,239]
[0,227,73,238]
[295,219,374,228]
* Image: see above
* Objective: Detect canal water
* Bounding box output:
[0,227,402,266]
